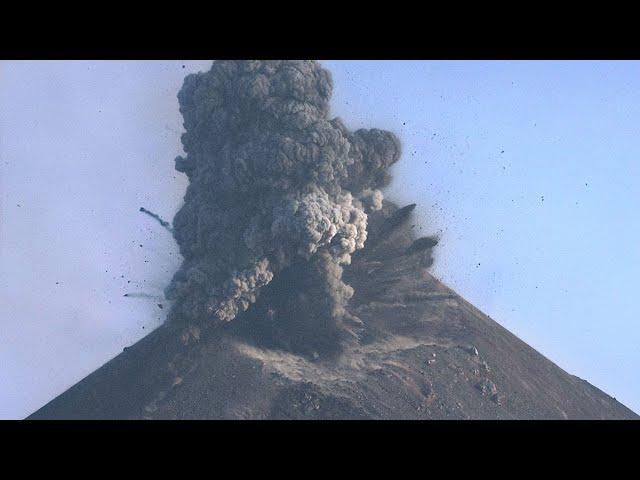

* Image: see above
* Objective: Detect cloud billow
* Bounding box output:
[165,60,401,352]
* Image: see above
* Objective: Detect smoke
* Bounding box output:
[165,60,401,354]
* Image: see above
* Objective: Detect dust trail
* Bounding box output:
[123,292,164,300]
[139,207,173,233]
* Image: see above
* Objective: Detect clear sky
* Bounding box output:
[1,61,638,419]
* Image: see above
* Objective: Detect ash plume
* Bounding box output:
[165,61,401,354]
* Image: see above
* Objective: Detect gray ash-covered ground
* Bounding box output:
[28,202,638,419]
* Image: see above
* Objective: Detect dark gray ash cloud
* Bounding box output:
[165,60,401,351]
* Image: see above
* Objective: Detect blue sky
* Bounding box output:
[1,61,638,418]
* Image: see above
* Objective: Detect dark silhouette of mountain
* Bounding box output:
[28,202,637,420]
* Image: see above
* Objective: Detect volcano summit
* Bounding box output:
[28,61,637,420]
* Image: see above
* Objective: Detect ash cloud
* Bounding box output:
[165,61,401,353]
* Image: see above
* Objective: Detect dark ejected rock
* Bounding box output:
[405,236,439,256]
[373,203,416,241]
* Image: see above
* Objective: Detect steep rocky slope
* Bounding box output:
[28,203,637,420]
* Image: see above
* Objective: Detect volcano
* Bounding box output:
[28,202,637,420]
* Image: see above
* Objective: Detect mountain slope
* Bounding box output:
[28,203,638,420]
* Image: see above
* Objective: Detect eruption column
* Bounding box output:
[165,60,401,352]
